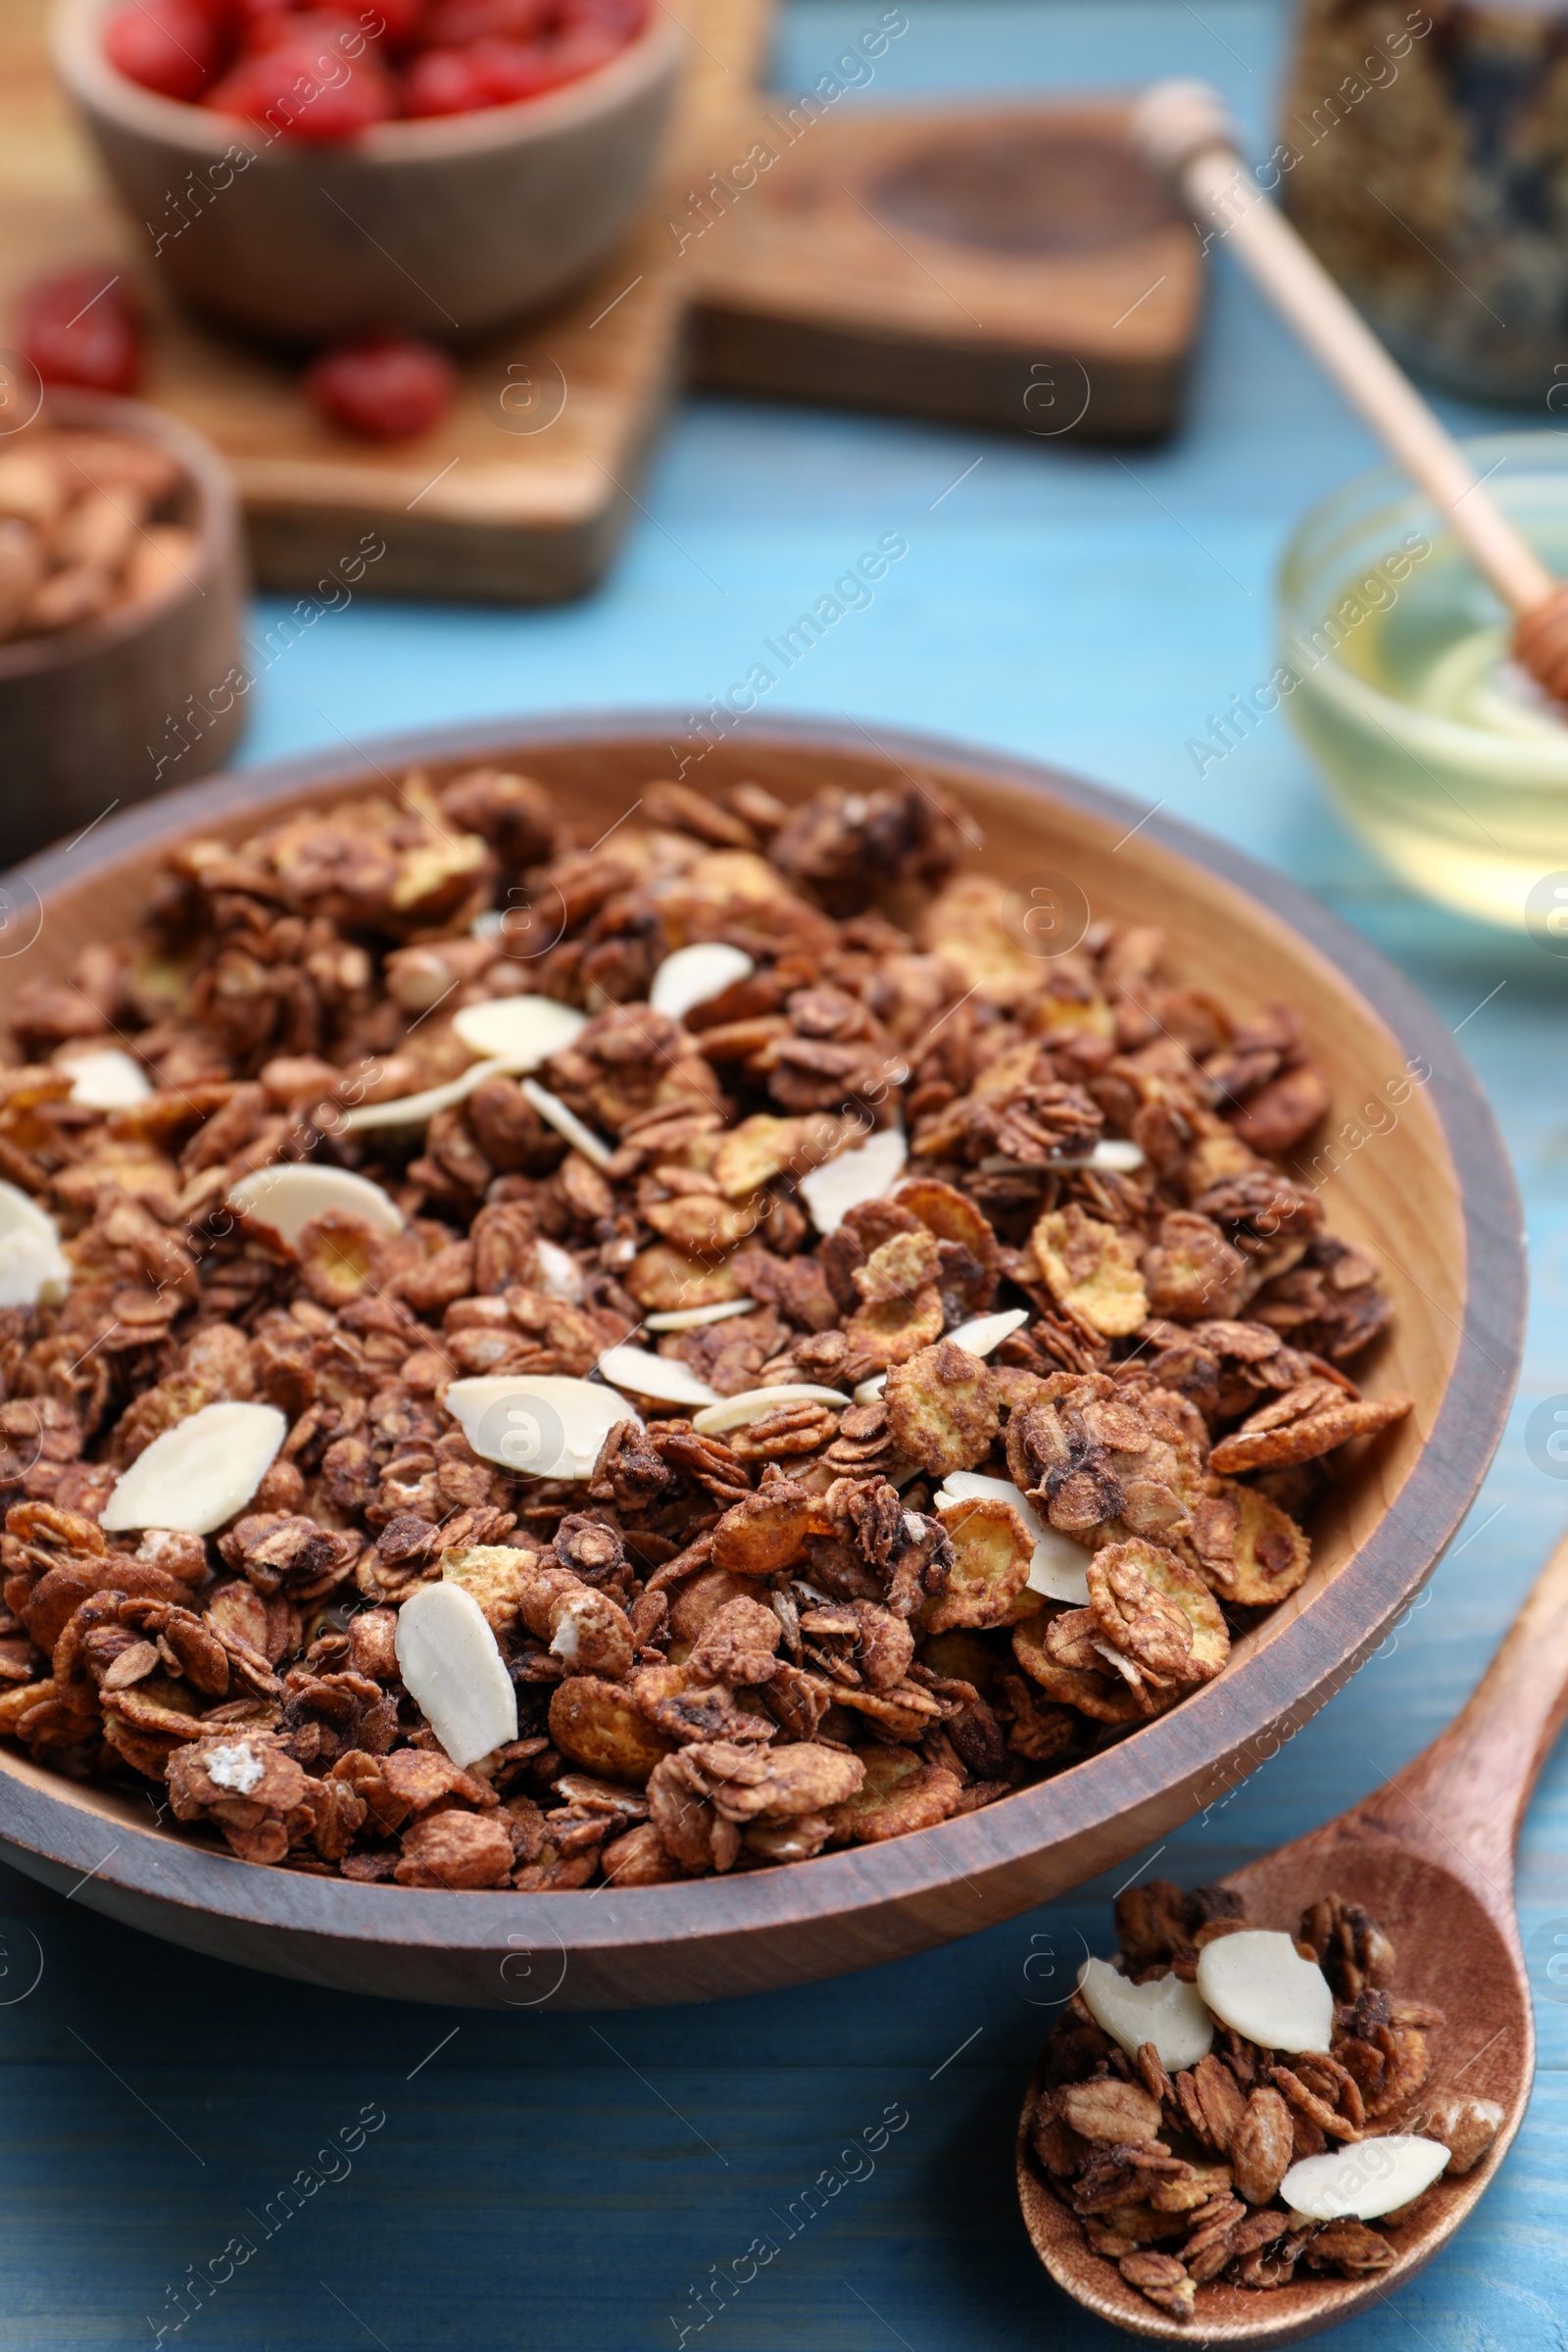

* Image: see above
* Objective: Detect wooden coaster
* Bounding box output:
[690,98,1201,442]
[0,4,1200,599]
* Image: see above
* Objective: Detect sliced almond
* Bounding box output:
[533,1238,585,1302]
[228,1163,404,1248]
[645,1298,757,1332]
[518,1079,614,1172]
[692,1384,849,1435]
[945,1307,1028,1357]
[1077,1954,1215,2071]
[1072,1138,1145,1172]
[1282,2135,1449,2223]
[1196,1929,1336,2054]
[101,1400,287,1535]
[339,1058,508,1135]
[798,1125,907,1235]
[648,942,755,1024]
[445,1374,640,1480]
[597,1346,721,1408]
[394,1580,518,1770]
[340,1000,591,1136]
[979,1139,1147,1175]
[933,1470,1090,1604]
[853,1374,887,1404]
[60,1046,152,1110]
[451,996,588,1066]
[0,1179,70,1308]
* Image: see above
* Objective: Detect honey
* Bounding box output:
[1278,433,1568,927]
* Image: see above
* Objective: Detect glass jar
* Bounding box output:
[1277,432,1568,927]
[1279,0,1568,402]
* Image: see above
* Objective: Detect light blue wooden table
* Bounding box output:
[7,6,1568,2347]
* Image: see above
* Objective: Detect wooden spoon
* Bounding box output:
[1131,80,1568,706]
[1017,1526,1568,2344]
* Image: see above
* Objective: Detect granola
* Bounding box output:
[1031,1879,1498,2318]
[0,764,1410,1889]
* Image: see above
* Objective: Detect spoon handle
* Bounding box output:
[1348,1526,1568,1902]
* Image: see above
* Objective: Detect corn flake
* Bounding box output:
[1032,1204,1149,1338]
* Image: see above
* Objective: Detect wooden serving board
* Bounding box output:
[0,0,1200,600]
[690,96,1200,442]
[0,0,768,603]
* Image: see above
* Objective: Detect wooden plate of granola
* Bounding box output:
[0,713,1523,2007]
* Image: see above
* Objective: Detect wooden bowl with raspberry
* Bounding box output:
[0,714,1522,2007]
[50,0,684,342]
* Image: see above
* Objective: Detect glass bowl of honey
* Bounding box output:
[1278,433,1568,929]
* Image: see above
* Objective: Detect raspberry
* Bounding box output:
[16,268,143,396]
[419,0,554,45]
[526,21,625,87]
[401,24,616,112]
[104,0,638,127]
[397,41,490,113]
[103,0,229,101]
[560,0,644,33]
[204,15,396,134]
[233,0,317,42]
[305,330,456,438]
[237,0,423,47]
[364,0,427,47]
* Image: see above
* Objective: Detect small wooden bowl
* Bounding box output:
[51,0,685,344]
[0,388,247,863]
[0,714,1524,2008]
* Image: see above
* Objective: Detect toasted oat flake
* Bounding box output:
[1282,2135,1449,2222]
[446,1374,640,1479]
[934,1471,1090,1603]
[649,942,756,1023]
[61,1046,152,1110]
[518,1078,614,1170]
[1078,1954,1215,2070]
[798,1124,907,1234]
[597,1346,721,1408]
[394,1580,518,1769]
[229,1162,404,1246]
[692,1385,850,1435]
[101,1400,287,1534]
[0,1179,70,1307]
[450,995,588,1066]
[1197,1928,1336,2054]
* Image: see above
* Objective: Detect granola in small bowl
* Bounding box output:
[0,763,1410,1890]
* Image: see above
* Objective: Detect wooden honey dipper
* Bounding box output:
[1132,79,1568,704]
